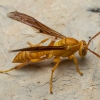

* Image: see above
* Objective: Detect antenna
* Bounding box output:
[87,32,100,58]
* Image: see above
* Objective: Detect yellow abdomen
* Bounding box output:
[12,51,52,63]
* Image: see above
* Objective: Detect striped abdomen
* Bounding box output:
[12,51,52,63]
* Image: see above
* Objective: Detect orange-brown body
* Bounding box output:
[13,38,80,63]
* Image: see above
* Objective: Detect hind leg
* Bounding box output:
[0,61,28,73]
[30,57,47,62]
[0,57,48,73]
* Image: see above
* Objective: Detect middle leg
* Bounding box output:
[50,56,60,94]
[27,37,56,47]
[27,38,50,47]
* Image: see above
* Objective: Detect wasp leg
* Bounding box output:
[0,61,28,73]
[0,57,49,73]
[68,55,83,76]
[48,40,55,46]
[48,37,57,46]
[0,57,50,73]
[50,56,60,94]
[27,42,35,47]
[30,57,47,62]
[28,37,56,47]
[27,38,50,47]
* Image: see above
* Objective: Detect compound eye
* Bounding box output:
[82,40,86,45]
[82,47,87,56]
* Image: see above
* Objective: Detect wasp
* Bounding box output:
[0,11,100,93]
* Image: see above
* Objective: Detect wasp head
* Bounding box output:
[79,40,87,58]
[79,32,100,58]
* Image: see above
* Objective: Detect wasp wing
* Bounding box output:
[7,11,66,39]
[9,46,66,52]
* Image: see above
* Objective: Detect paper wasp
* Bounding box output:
[0,11,100,93]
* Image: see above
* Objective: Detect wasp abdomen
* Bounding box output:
[12,51,51,63]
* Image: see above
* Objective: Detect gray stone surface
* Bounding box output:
[0,0,100,100]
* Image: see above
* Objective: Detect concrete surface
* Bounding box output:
[0,0,100,100]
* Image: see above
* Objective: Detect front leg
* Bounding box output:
[68,55,83,76]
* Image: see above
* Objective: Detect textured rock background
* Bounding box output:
[0,0,100,100]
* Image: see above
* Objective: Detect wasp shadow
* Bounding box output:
[88,8,100,13]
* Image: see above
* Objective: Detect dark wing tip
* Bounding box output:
[9,50,18,52]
